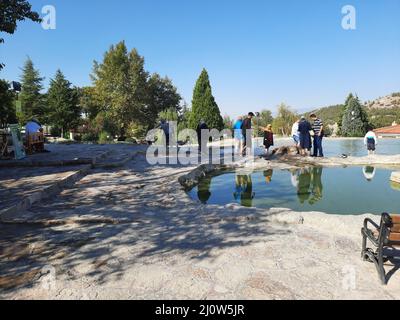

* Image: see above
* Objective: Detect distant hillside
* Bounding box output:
[305,104,343,125]
[364,93,400,109]
[306,93,400,130]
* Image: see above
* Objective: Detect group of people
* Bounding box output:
[233,112,274,157]
[160,111,379,158]
[291,114,324,157]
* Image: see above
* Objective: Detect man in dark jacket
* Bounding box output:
[241,112,254,156]
[196,120,209,153]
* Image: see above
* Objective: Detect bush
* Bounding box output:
[82,132,98,143]
[98,131,113,144]
[50,127,61,137]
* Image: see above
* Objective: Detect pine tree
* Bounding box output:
[341,94,369,137]
[189,69,223,130]
[19,58,45,123]
[47,70,81,137]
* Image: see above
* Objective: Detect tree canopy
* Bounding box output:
[341,94,370,137]
[189,69,223,130]
[272,103,298,136]
[0,0,41,69]
[0,79,17,127]
[91,41,181,138]
[47,70,81,137]
[18,57,45,123]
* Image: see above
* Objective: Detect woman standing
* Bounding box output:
[261,124,274,155]
[298,116,312,156]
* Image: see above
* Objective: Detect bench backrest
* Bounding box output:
[27,132,44,144]
[389,214,400,242]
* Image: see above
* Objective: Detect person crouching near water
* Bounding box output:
[260,124,274,156]
[364,127,378,155]
[233,116,244,156]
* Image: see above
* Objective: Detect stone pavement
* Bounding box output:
[0,150,400,300]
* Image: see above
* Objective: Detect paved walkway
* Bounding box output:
[1,150,400,299]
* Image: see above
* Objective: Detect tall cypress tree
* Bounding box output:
[341,94,369,137]
[189,69,223,130]
[19,57,45,123]
[47,70,81,137]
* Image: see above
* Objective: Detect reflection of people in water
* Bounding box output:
[363,166,376,182]
[290,170,300,188]
[197,176,212,203]
[234,175,255,207]
[297,168,312,204]
[295,167,324,205]
[263,169,273,184]
[309,167,323,205]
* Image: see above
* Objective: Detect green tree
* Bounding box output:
[341,94,369,137]
[47,70,81,137]
[256,109,274,136]
[188,69,223,130]
[158,107,179,122]
[0,0,41,70]
[146,73,181,129]
[0,80,17,127]
[222,115,233,130]
[91,42,149,137]
[18,57,45,123]
[78,86,102,120]
[177,102,191,132]
[272,103,298,136]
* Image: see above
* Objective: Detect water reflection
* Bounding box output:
[363,166,376,181]
[289,167,324,205]
[234,175,255,207]
[198,176,212,203]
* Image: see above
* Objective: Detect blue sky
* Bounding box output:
[1,0,399,117]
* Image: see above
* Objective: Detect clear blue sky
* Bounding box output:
[1,0,399,117]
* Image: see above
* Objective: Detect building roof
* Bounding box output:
[374,125,400,135]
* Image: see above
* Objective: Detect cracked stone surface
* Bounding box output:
[0,144,400,300]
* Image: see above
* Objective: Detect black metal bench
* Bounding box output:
[361,213,400,285]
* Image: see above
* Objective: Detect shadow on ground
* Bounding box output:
[0,154,291,293]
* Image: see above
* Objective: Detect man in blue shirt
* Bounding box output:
[233,116,243,155]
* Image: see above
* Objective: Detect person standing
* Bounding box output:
[241,112,255,156]
[291,119,300,146]
[261,124,274,155]
[298,116,312,156]
[233,116,244,156]
[160,119,170,147]
[364,127,378,155]
[310,114,324,157]
[196,120,209,153]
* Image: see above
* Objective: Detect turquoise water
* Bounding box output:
[188,167,400,215]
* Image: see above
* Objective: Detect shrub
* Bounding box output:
[98,131,113,144]
[81,132,98,143]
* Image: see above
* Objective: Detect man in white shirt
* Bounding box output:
[364,128,378,155]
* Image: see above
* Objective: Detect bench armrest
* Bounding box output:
[363,218,380,246]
